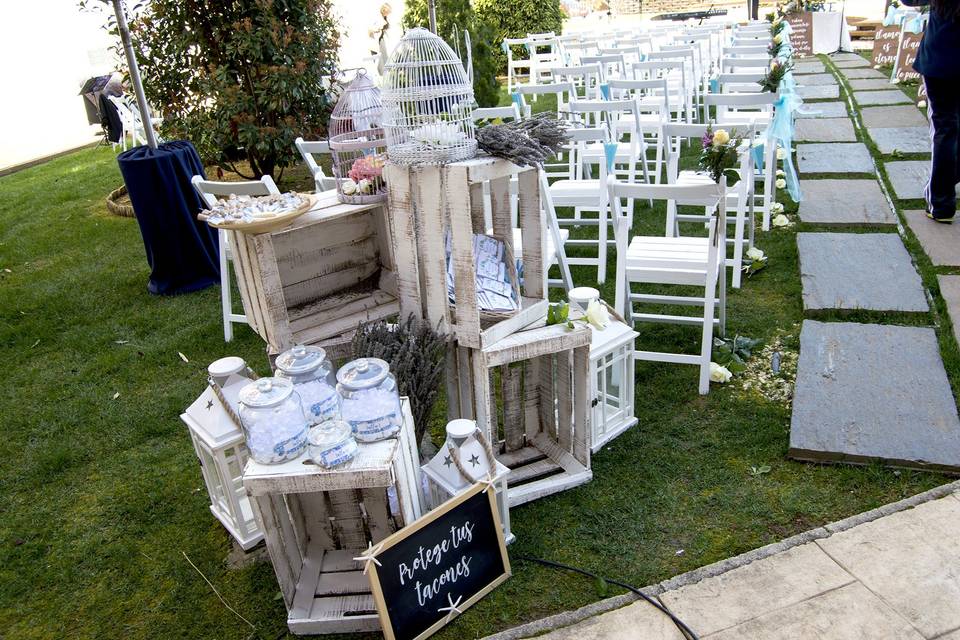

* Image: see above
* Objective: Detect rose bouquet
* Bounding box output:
[342,153,386,197]
[698,126,742,186]
[758,58,794,93]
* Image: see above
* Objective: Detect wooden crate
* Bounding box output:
[384,157,549,350]
[227,190,400,358]
[243,398,423,635]
[448,324,593,506]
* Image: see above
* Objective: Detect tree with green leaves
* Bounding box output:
[89,0,340,179]
[401,0,500,107]
[475,0,564,73]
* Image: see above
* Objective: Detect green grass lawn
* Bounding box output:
[0,68,952,639]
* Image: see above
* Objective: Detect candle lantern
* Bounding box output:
[570,288,638,452]
[180,357,263,550]
[421,419,514,544]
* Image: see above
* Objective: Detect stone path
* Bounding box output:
[797,179,894,224]
[796,101,848,118]
[489,488,960,640]
[887,161,930,199]
[869,126,930,154]
[795,118,856,142]
[797,142,873,173]
[853,90,912,106]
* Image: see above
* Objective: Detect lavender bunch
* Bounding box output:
[476,113,570,167]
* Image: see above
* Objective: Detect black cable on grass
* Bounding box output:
[516,555,700,640]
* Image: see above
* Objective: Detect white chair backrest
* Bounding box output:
[580,53,627,81]
[191,175,280,209]
[472,105,523,123]
[551,64,604,101]
[567,99,640,136]
[294,137,335,192]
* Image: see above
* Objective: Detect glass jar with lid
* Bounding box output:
[238,377,310,464]
[307,419,359,469]
[336,357,402,442]
[274,344,340,424]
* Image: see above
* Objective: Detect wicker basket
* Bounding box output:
[382,27,478,165]
[328,70,388,204]
[105,185,135,218]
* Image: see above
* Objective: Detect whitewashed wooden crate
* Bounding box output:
[384,157,549,351]
[448,324,593,506]
[242,398,423,635]
[227,189,400,359]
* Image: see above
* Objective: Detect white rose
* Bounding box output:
[873,64,881,70]
[710,362,732,383]
[776,169,785,177]
[358,178,371,194]
[771,202,785,214]
[713,129,731,146]
[772,213,792,227]
[746,247,765,261]
[341,178,358,195]
[774,34,783,44]
[584,299,610,330]
[918,100,927,109]
[776,147,787,160]
[776,178,787,189]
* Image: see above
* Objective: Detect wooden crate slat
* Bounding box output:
[384,162,423,320]
[297,492,334,550]
[517,167,546,299]
[293,298,398,346]
[288,288,396,332]
[471,348,493,445]
[289,545,324,621]
[523,358,542,442]
[446,165,483,348]
[281,262,381,310]
[320,549,364,572]
[573,344,591,467]
[556,350,573,455]
[502,365,524,452]
[226,230,261,335]
[277,236,379,292]
[464,156,523,184]
[469,182,487,234]
[289,595,380,634]
[414,166,451,331]
[316,570,371,596]
[539,353,557,441]
[234,231,272,343]
[478,297,551,351]
[497,444,547,469]
[360,487,394,544]
[250,493,300,607]
[444,344,461,420]
[252,233,294,348]
[481,322,591,367]
[456,345,475,420]
[272,215,376,280]
[507,458,563,485]
[393,399,424,526]
[489,175,513,244]
[328,489,367,550]
[284,493,310,558]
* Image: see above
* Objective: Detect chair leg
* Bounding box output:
[598,205,607,285]
[731,208,744,289]
[699,273,718,395]
[219,232,233,343]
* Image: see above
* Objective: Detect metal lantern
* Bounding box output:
[381,27,478,165]
[329,70,388,204]
[180,358,263,550]
[569,288,639,452]
[421,419,514,544]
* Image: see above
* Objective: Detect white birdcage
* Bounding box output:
[381,27,478,165]
[328,70,388,204]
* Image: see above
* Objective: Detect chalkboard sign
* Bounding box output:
[894,29,923,83]
[872,25,901,67]
[366,483,511,640]
[786,12,813,57]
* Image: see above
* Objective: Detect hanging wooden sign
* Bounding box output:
[786,12,814,57]
[364,482,511,640]
[893,28,923,83]
[872,25,901,67]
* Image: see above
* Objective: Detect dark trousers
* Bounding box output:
[925,76,960,218]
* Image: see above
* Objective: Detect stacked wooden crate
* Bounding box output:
[384,157,593,506]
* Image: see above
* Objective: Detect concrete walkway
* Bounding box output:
[485,485,960,640]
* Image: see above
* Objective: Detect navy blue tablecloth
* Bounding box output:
[118,141,220,295]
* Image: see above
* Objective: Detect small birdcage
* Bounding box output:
[329,70,388,204]
[382,27,478,165]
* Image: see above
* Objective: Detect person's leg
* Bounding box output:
[925,76,960,220]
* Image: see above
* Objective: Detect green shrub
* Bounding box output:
[401,0,500,107]
[475,0,564,73]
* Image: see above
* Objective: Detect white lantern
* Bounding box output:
[421,419,514,544]
[569,288,639,452]
[180,358,263,550]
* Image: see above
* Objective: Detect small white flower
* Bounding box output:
[710,362,733,383]
[358,178,371,194]
[341,178,358,195]
[776,169,785,177]
[584,299,610,330]
[776,147,787,160]
[771,202,785,214]
[747,247,765,261]
[873,64,881,70]
[772,213,792,227]
[776,178,787,189]
[918,100,927,109]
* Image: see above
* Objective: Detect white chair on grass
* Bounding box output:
[191,175,280,342]
[609,178,728,395]
[294,137,337,193]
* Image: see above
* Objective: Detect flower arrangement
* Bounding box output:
[546,299,610,331]
[758,59,794,93]
[698,126,742,185]
[768,39,788,60]
[342,154,386,196]
[772,18,787,36]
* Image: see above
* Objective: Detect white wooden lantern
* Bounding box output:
[421,419,514,544]
[570,288,638,452]
[180,358,263,550]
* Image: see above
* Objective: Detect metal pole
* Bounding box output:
[428,0,438,33]
[110,0,158,149]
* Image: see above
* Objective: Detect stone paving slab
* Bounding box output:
[794,118,856,142]
[798,180,895,224]
[842,67,887,79]
[861,104,928,128]
[790,321,960,473]
[707,582,924,640]
[854,90,912,106]
[794,61,826,74]
[797,101,848,119]
[818,497,960,638]
[937,275,960,348]
[834,57,872,68]
[848,78,896,91]
[795,73,838,86]
[532,599,686,640]
[906,210,960,266]
[831,52,867,62]
[796,84,840,100]
[659,544,852,637]
[886,160,930,199]
[869,126,930,154]
[797,233,927,311]
[797,143,873,174]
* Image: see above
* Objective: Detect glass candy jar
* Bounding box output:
[274,345,340,425]
[336,358,402,442]
[238,377,309,464]
[307,419,359,469]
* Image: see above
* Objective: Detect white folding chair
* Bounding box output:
[294,137,337,193]
[191,175,280,342]
[580,53,629,82]
[609,178,728,395]
[551,64,605,103]
[513,81,577,120]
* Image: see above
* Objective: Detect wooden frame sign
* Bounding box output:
[364,483,511,640]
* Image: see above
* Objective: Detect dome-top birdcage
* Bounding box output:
[381,27,478,165]
[328,69,387,204]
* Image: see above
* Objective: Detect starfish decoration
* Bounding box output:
[206,400,214,410]
[443,455,453,468]
[468,454,480,467]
